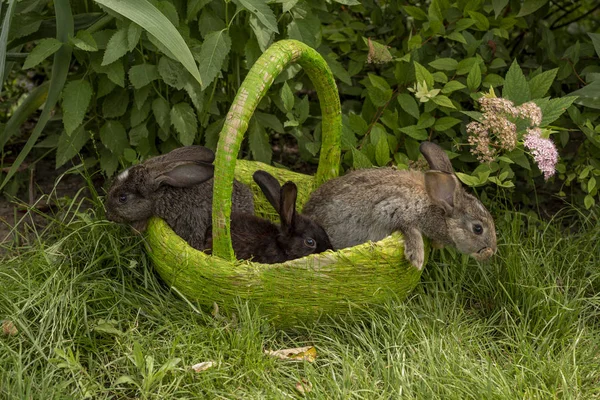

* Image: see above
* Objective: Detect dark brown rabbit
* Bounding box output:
[302,142,497,269]
[105,146,254,250]
[204,171,333,263]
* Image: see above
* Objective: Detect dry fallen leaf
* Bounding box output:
[1,320,18,336]
[264,346,317,362]
[191,361,216,372]
[295,378,312,395]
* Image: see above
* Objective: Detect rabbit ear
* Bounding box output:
[424,171,460,215]
[419,142,455,174]
[146,146,215,165]
[155,163,214,187]
[253,171,282,212]
[279,182,298,231]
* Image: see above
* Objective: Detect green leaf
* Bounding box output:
[100,148,119,176]
[102,88,129,118]
[351,148,372,169]
[102,28,128,66]
[170,102,197,146]
[130,100,151,126]
[413,61,434,89]
[483,74,504,88]
[416,114,435,129]
[517,0,549,17]
[467,63,481,92]
[363,37,393,64]
[62,80,92,136]
[71,30,98,51]
[503,60,530,105]
[367,86,393,107]
[492,0,509,18]
[56,127,90,168]
[446,31,466,44]
[129,64,159,89]
[403,6,428,20]
[198,9,226,37]
[456,172,481,187]
[127,23,142,51]
[428,58,458,71]
[100,121,128,155]
[158,56,185,89]
[435,117,461,131]
[152,97,170,131]
[277,0,299,13]
[528,68,557,99]
[467,11,489,30]
[374,133,391,166]
[197,30,231,87]
[348,114,368,136]
[287,15,321,49]
[397,93,420,119]
[456,58,479,75]
[537,96,577,127]
[431,95,455,109]
[584,194,595,209]
[255,112,284,133]
[333,0,360,5]
[569,80,600,110]
[129,123,149,146]
[95,0,202,86]
[23,38,63,69]
[589,33,600,60]
[323,53,352,85]
[234,0,278,33]
[187,0,211,21]
[588,176,597,193]
[399,125,428,140]
[281,82,294,113]
[442,80,466,94]
[248,117,272,164]
[454,18,476,32]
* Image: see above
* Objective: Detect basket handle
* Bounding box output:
[211,39,342,261]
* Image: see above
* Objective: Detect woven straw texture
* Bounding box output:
[145,40,426,327]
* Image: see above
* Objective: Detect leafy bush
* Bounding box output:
[1,0,599,209]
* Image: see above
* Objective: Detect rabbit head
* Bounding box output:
[253,171,333,259]
[105,146,215,231]
[420,142,497,261]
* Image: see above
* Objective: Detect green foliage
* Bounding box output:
[1,0,599,208]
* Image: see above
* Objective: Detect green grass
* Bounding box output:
[1,189,599,398]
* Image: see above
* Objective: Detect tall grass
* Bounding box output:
[1,184,599,398]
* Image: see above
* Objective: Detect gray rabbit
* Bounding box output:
[302,142,497,269]
[105,146,254,250]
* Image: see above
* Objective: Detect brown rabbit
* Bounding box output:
[302,142,497,269]
[104,146,254,250]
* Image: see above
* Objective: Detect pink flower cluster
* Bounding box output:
[466,96,558,179]
[523,128,558,180]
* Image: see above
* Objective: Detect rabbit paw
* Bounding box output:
[404,246,425,270]
[402,228,425,270]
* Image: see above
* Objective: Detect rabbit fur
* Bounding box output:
[105,146,254,250]
[204,170,333,263]
[302,142,497,269]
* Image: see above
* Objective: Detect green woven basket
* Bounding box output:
[145,40,427,327]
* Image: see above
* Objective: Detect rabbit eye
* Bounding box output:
[118,194,128,203]
[304,238,316,248]
[472,224,483,235]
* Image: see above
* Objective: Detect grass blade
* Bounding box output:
[94,0,202,87]
[0,0,17,95]
[0,0,74,190]
[0,81,49,148]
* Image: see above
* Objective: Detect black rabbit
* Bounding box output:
[204,171,333,263]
